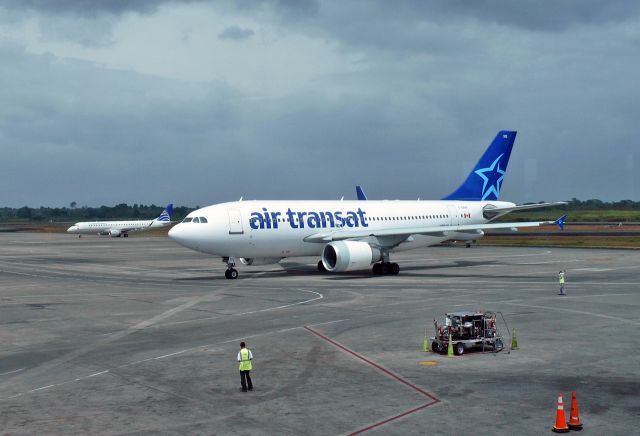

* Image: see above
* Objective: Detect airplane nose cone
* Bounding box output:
[168,224,182,242]
[67,225,78,233]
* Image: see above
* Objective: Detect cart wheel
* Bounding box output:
[431,341,441,353]
[455,342,464,355]
[495,339,504,352]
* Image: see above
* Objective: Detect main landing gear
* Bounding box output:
[372,262,400,275]
[224,257,238,279]
[317,261,327,272]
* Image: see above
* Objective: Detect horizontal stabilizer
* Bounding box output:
[485,202,567,214]
[555,214,567,231]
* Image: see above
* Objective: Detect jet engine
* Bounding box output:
[239,257,283,266]
[108,229,121,237]
[321,241,381,272]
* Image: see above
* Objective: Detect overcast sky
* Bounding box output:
[1,1,638,207]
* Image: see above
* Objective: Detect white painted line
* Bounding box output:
[155,289,324,327]
[1,318,348,401]
[154,350,188,360]
[395,250,553,264]
[309,319,349,327]
[0,368,25,376]
[503,302,640,326]
[28,384,56,393]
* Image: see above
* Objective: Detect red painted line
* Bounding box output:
[303,326,440,434]
[347,402,434,436]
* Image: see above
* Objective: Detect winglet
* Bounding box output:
[554,215,567,231]
[356,185,367,200]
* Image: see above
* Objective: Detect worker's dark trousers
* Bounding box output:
[240,370,253,391]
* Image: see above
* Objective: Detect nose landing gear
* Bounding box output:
[224,257,238,279]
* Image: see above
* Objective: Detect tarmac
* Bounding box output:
[0,233,638,435]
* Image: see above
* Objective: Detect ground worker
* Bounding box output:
[558,270,566,295]
[237,341,253,392]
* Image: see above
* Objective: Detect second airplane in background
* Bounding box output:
[169,131,566,279]
[67,204,173,238]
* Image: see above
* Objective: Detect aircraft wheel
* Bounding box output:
[228,268,238,279]
[124,233,129,238]
[390,263,400,275]
[317,261,327,272]
[372,263,382,275]
[380,262,389,275]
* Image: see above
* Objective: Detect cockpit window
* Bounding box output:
[199,217,208,223]
[182,217,193,223]
[192,217,200,223]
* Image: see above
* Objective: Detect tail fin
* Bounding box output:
[356,185,367,200]
[443,131,517,201]
[155,204,173,222]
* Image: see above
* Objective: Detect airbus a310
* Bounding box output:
[169,132,565,279]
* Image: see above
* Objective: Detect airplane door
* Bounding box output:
[448,205,459,226]
[228,209,244,235]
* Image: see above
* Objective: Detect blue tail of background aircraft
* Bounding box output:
[443,130,517,201]
[156,204,173,222]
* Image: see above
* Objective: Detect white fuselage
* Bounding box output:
[67,219,169,236]
[168,200,514,258]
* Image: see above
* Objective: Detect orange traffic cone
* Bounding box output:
[567,391,583,430]
[552,393,570,433]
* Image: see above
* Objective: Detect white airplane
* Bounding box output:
[67,204,173,238]
[168,131,566,279]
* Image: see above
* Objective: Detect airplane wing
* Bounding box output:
[303,218,564,243]
[485,201,566,215]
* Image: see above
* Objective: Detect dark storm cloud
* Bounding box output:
[6,0,639,31]
[0,0,192,16]
[218,25,254,41]
[238,0,640,33]
[1,2,639,206]
[0,43,241,206]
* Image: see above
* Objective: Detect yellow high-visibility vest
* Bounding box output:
[239,348,252,371]
[559,275,565,284]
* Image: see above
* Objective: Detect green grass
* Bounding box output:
[482,235,640,248]
[499,209,640,222]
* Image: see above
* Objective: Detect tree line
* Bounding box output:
[562,198,640,210]
[0,203,195,222]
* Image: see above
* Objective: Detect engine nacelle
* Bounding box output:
[108,229,121,237]
[321,241,381,272]
[239,257,283,266]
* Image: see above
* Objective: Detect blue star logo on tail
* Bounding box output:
[474,153,505,200]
